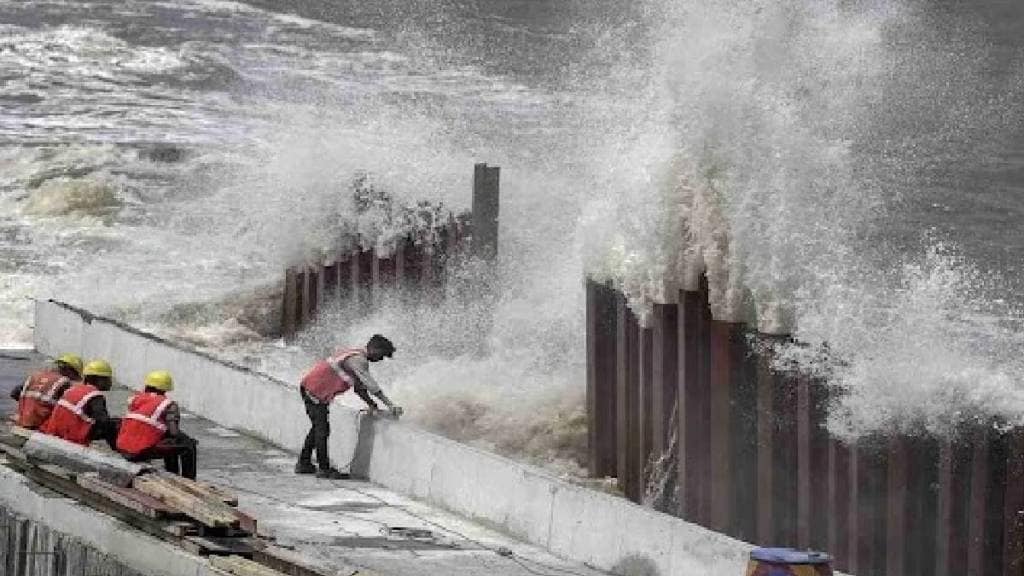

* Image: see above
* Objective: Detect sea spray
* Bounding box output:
[581,0,1024,439]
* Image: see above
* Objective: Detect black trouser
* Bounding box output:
[299,388,331,471]
[130,434,198,480]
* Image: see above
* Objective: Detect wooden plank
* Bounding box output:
[212,555,289,576]
[252,546,339,576]
[3,458,184,547]
[77,473,178,519]
[38,463,76,481]
[161,475,239,507]
[162,521,199,538]
[181,536,257,557]
[134,475,240,528]
[197,481,239,507]
[235,511,258,536]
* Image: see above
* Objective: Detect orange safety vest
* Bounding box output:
[16,370,71,429]
[39,383,101,445]
[300,348,365,403]
[116,392,175,456]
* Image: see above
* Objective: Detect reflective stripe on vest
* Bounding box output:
[21,375,68,405]
[39,384,99,445]
[117,392,174,456]
[122,397,173,432]
[55,390,101,424]
[16,372,70,429]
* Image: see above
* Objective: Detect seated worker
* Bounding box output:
[11,353,82,429]
[116,371,197,480]
[296,334,402,479]
[39,359,119,449]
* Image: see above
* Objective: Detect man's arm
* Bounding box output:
[353,387,379,410]
[342,356,400,414]
[339,356,395,405]
[164,402,181,436]
[9,379,25,401]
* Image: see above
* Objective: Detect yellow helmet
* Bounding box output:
[82,359,113,379]
[56,353,83,374]
[144,370,174,392]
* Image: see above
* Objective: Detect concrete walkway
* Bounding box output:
[0,351,608,576]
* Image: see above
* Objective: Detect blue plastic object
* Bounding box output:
[749,548,832,565]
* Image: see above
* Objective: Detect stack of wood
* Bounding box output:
[0,425,329,576]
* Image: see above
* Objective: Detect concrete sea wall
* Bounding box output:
[34,299,754,576]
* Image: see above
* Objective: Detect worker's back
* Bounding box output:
[17,369,71,429]
[40,383,102,445]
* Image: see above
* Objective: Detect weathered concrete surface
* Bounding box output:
[110,385,611,576]
[34,299,756,576]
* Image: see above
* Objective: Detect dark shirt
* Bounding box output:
[83,395,111,424]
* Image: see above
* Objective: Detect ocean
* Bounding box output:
[2,0,1023,472]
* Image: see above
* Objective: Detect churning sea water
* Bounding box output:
[2,0,1024,470]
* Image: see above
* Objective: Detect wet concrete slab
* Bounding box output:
[1,351,609,576]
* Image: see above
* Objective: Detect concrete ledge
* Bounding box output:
[0,466,225,576]
[34,299,753,576]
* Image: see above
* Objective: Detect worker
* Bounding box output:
[296,334,402,479]
[116,371,197,480]
[10,353,82,429]
[39,359,119,449]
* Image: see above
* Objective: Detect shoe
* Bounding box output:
[316,468,350,480]
[294,461,316,475]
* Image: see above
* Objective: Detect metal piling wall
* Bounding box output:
[280,166,497,339]
[585,275,1024,576]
